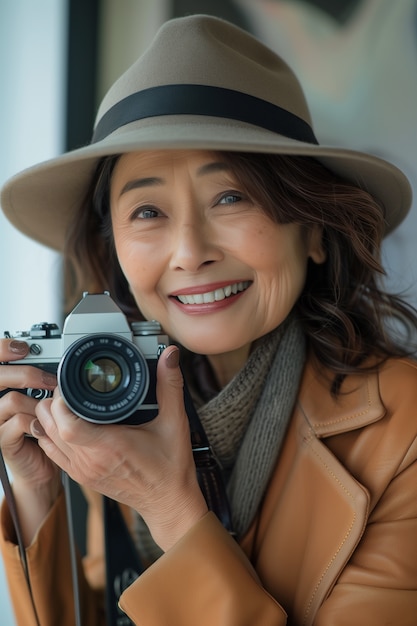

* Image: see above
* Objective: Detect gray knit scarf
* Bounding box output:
[197,315,306,537]
[133,315,306,558]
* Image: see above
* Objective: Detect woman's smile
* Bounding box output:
[171,280,251,307]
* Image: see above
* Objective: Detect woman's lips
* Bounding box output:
[170,280,251,312]
[174,280,250,304]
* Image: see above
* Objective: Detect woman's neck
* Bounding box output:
[206,343,251,388]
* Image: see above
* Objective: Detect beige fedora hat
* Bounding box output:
[1,14,412,251]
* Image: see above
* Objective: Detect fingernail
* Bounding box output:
[41,371,57,386]
[31,419,46,439]
[9,340,28,356]
[165,347,180,369]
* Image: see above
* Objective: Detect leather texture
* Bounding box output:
[1,356,417,625]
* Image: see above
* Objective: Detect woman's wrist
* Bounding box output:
[145,489,209,553]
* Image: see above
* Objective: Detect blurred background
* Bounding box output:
[1,1,416,622]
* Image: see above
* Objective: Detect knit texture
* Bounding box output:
[197,316,306,536]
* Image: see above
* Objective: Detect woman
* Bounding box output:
[1,14,417,626]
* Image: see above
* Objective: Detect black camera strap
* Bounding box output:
[183,383,234,534]
[103,496,144,626]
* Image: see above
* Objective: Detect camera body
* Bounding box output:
[1,292,169,425]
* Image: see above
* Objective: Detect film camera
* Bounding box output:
[1,292,169,425]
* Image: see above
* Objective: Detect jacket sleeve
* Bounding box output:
[0,490,106,626]
[1,496,287,626]
[119,511,287,625]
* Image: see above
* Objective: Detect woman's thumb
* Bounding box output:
[156,346,184,414]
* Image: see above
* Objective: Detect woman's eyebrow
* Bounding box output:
[119,177,164,196]
[118,161,230,196]
[196,161,230,176]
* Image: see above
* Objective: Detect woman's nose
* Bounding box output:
[169,221,223,272]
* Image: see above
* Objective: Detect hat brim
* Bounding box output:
[1,115,412,251]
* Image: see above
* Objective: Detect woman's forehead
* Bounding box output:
[115,149,223,170]
[110,150,235,195]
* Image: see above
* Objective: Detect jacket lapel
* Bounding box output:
[298,359,386,437]
[245,360,387,625]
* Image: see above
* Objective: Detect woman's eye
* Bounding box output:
[218,192,242,205]
[133,207,161,219]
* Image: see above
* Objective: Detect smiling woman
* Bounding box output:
[1,14,417,626]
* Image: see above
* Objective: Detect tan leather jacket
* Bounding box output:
[1,357,417,625]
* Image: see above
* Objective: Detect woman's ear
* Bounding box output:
[307,225,326,264]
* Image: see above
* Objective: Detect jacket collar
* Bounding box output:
[298,358,386,438]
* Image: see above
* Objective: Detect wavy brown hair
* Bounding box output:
[64,151,417,394]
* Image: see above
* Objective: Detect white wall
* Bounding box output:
[0,1,67,623]
[0,0,66,333]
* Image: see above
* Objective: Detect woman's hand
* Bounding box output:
[33,346,209,551]
[0,339,62,545]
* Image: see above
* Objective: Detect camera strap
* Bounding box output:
[103,495,144,626]
[183,383,234,534]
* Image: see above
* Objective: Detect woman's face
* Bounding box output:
[110,150,323,357]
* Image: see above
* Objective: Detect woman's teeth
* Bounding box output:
[176,281,250,304]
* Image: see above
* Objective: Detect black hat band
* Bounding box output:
[92,84,318,145]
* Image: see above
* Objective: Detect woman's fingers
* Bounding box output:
[0,339,29,360]
[1,409,38,451]
[0,364,57,394]
[34,394,82,473]
[0,393,58,486]
[0,392,42,461]
[0,339,57,394]
[0,390,39,426]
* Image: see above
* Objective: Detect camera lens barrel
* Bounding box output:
[58,334,149,423]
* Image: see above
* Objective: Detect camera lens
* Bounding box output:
[57,334,149,423]
[84,358,122,393]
